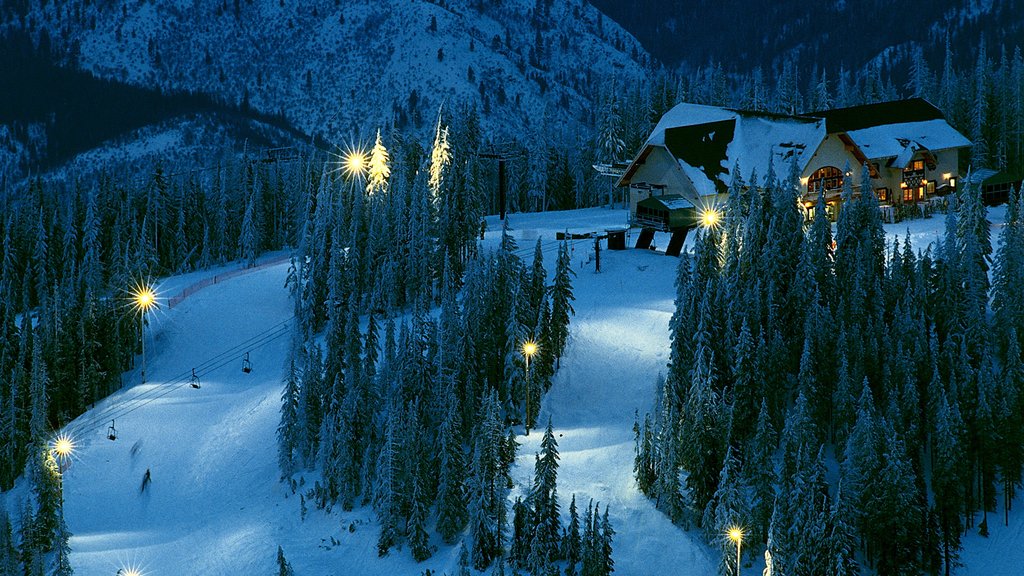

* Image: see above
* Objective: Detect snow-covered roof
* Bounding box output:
[965,168,999,184]
[845,119,972,160]
[725,113,824,188]
[633,104,824,194]
[661,196,695,210]
[644,103,736,147]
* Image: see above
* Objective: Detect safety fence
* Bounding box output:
[165,254,291,309]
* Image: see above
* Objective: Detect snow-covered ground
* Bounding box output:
[3,205,1018,575]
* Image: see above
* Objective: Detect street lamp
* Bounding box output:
[50,432,75,473]
[521,340,538,371]
[728,526,743,576]
[521,340,539,434]
[132,284,157,383]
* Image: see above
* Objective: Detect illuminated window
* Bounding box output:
[808,166,844,196]
[876,188,890,203]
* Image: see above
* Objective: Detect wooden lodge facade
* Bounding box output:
[618,98,972,224]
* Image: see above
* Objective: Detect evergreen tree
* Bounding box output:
[0,508,17,576]
[277,545,295,576]
[549,241,575,366]
[53,505,72,576]
[562,493,582,568]
[599,506,614,576]
[278,356,301,478]
[239,188,258,269]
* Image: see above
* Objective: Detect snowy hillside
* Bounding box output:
[6,0,648,141]
[0,204,1017,574]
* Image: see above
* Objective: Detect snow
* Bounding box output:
[641,104,825,193]
[645,103,736,147]
[3,204,1017,575]
[845,119,972,160]
[726,114,824,187]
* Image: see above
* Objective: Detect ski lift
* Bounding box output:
[107,420,118,441]
[190,368,201,389]
[242,352,252,374]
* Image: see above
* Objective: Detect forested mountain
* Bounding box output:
[0,0,648,184]
[590,0,1024,74]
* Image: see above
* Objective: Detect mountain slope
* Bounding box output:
[5,0,649,145]
[590,0,1023,74]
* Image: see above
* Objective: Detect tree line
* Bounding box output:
[276,112,616,575]
[634,156,1023,575]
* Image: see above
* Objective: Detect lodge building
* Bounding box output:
[617,98,972,225]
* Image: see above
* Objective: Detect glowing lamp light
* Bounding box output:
[799,177,809,186]
[344,151,367,178]
[728,527,743,542]
[522,340,538,358]
[117,566,145,576]
[942,172,952,181]
[52,434,74,458]
[132,286,157,313]
[700,208,722,229]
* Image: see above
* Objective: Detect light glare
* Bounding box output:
[130,283,158,314]
[52,434,74,458]
[700,208,722,229]
[522,340,538,357]
[728,527,743,542]
[344,151,367,178]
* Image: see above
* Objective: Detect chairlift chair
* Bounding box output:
[242,352,252,374]
[190,368,201,389]
[107,420,118,441]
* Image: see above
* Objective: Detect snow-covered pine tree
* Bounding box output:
[562,493,582,569]
[435,379,468,543]
[744,398,777,546]
[992,186,1023,355]
[679,336,725,523]
[549,241,575,367]
[299,344,326,467]
[531,418,562,564]
[277,545,295,576]
[239,186,258,269]
[53,505,73,576]
[0,508,16,576]
[826,482,859,576]
[277,355,301,478]
[409,462,433,562]
[870,420,925,576]
[374,404,401,557]
[932,388,966,576]
[28,335,48,444]
[30,443,62,553]
[708,446,746,575]
[510,496,530,566]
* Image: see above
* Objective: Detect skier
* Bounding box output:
[140,468,152,493]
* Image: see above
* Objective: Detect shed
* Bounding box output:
[635,195,697,232]
[605,227,628,250]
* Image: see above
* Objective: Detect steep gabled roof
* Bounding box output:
[805,98,945,132]
[621,103,824,193]
[844,119,972,160]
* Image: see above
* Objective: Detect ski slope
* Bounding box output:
[9,205,1018,575]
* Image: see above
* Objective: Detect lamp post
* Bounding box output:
[521,339,538,434]
[133,285,157,383]
[51,433,75,473]
[728,527,743,576]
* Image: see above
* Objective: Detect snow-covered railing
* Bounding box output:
[165,255,291,309]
